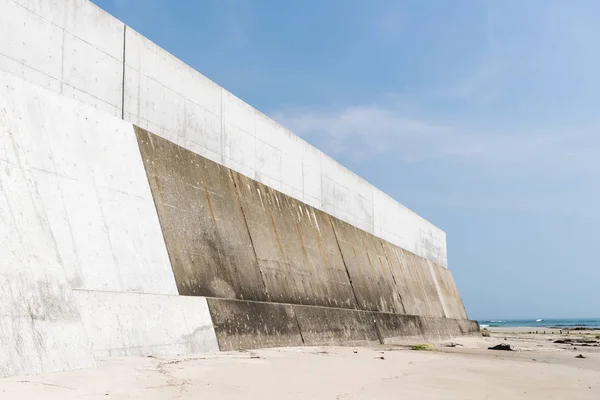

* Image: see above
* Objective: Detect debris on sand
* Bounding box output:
[575,354,586,359]
[488,344,514,351]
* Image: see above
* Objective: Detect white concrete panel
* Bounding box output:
[30,169,83,287]
[302,143,322,201]
[61,84,121,118]
[0,71,179,293]
[224,122,255,172]
[57,176,121,290]
[62,32,123,109]
[74,290,219,357]
[136,73,185,140]
[185,67,222,116]
[281,183,303,202]
[259,175,282,192]
[184,139,222,164]
[0,0,63,80]
[304,194,321,209]
[0,53,61,92]
[255,138,281,182]
[0,148,94,377]
[224,157,255,180]
[124,27,187,96]
[65,0,125,61]
[123,65,140,120]
[280,129,304,194]
[97,187,175,294]
[185,100,222,156]
[223,89,255,135]
[11,0,67,25]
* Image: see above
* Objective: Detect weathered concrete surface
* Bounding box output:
[133,128,474,345]
[293,305,380,346]
[330,218,404,314]
[204,299,479,351]
[74,290,219,357]
[232,172,357,309]
[431,265,468,320]
[135,128,268,301]
[207,298,304,351]
[382,243,446,318]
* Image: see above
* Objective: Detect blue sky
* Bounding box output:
[93,0,600,320]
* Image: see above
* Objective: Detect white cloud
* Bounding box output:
[274,104,487,163]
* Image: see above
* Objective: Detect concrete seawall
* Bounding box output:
[0,1,478,378]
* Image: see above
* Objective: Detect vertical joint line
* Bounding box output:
[121,25,127,120]
[330,216,361,309]
[292,309,306,345]
[229,170,270,299]
[379,241,407,315]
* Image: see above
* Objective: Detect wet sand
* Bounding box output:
[1,327,598,399]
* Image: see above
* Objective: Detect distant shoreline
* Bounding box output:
[487,326,600,333]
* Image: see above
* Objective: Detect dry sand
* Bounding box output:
[1,328,599,399]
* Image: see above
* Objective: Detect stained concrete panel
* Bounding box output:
[135,128,268,301]
[294,306,381,347]
[207,298,303,351]
[383,244,445,317]
[330,218,404,314]
[0,72,178,295]
[74,290,219,357]
[232,172,357,309]
[205,299,478,351]
[432,265,468,320]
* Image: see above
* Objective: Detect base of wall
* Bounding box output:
[206,298,480,351]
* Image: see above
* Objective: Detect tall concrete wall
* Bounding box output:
[0,0,448,267]
[0,0,478,379]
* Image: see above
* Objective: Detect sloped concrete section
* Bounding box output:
[231,172,357,309]
[134,129,478,349]
[431,266,468,320]
[330,218,405,314]
[135,128,268,301]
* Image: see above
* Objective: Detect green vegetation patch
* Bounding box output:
[411,344,435,351]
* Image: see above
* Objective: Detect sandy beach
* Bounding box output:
[1,327,598,399]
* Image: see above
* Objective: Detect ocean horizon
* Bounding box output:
[477,318,600,329]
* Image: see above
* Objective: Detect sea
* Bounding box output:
[478,318,600,329]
